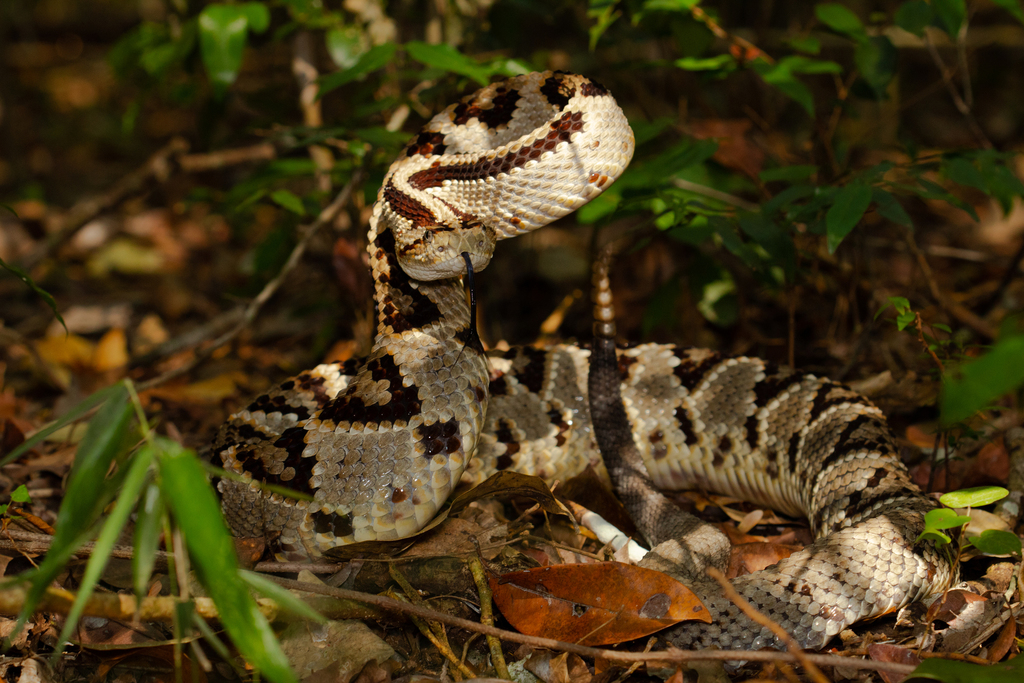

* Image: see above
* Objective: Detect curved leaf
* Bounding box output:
[826,183,872,253]
[159,444,296,683]
[940,486,1009,509]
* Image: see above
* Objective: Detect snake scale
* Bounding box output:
[214,71,954,653]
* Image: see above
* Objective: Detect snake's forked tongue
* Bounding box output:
[460,251,485,355]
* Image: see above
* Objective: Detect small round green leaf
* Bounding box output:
[924,507,972,530]
[940,486,1010,508]
[969,529,1022,556]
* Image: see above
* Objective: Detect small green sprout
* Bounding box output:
[918,486,1022,557]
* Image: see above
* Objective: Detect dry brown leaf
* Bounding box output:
[142,372,248,405]
[728,541,800,578]
[490,561,709,646]
[866,643,921,683]
[92,328,128,371]
[524,650,592,683]
[690,119,764,178]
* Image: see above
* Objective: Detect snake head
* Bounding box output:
[394,220,496,281]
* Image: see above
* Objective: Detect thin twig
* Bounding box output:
[904,229,996,339]
[0,529,169,564]
[979,237,1024,316]
[135,169,363,392]
[706,567,831,683]
[924,31,992,150]
[21,138,191,270]
[389,564,476,679]
[467,554,510,680]
[673,179,759,212]
[178,143,277,173]
[265,576,917,675]
[914,312,945,374]
[292,30,334,193]
[690,6,772,64]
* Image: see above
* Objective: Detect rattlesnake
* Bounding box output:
[215,71,954,652]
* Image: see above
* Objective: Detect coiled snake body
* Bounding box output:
[215,71,953,652]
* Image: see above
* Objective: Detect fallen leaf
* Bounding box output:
[279,620,394,682]
[35,333,95,368]
[728,541,799,578]
[866,643,921,683]
[690,119,764,178]
[490,561,708,646]
[524,650,592,683]
[142,372,248,405]
[92,328,128,371]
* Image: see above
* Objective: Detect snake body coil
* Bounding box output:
[215,71,952,651]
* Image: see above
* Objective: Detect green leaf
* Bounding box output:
[325,27,366,70]
[738,213,795,277]
[875,295,911,321]
[940,486,1009,508]
[945,157,987,192]
[675,54,736,72]
[941,336,1024,425]
[588,1,621,51]
[10,485,30,504]
[240,571,327,623]
[969,529,1022,556]
[976,152,1024,214]
[406,41,491,85]
[815,3,867,41]
[159,445,296,683]
[918,529,952,545]
[785,56,844,75]
[54,444,155,658]
[198,4,256,94]
[854,35,898,99]
[990,0,1024,24]
[749,57,840,116]
[787,36,821,55]
[133,480,166,600]
[270,189,307,216]
[873,189,913,227]
[317,43,397,97]
[895,0,933,37]
[924,507,972,531]
[826,183,872,253]
[0,257,66,332]
[932,0,967,38]
[908,654,1023,682]
[16,384,135,638]
[237,2,270,33]
[759,165,817,182]
[1,383,128,467]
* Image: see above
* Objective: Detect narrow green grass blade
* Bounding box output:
[14,383,135,638]
[1,383,126,466]
[133,480,166,600]
[158,444,296,683]
[52,443,155,658]
[240,572,326,624]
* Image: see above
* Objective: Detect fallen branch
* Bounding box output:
[265,576,918,675]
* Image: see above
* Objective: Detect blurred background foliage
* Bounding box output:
[2,0,1023,434]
